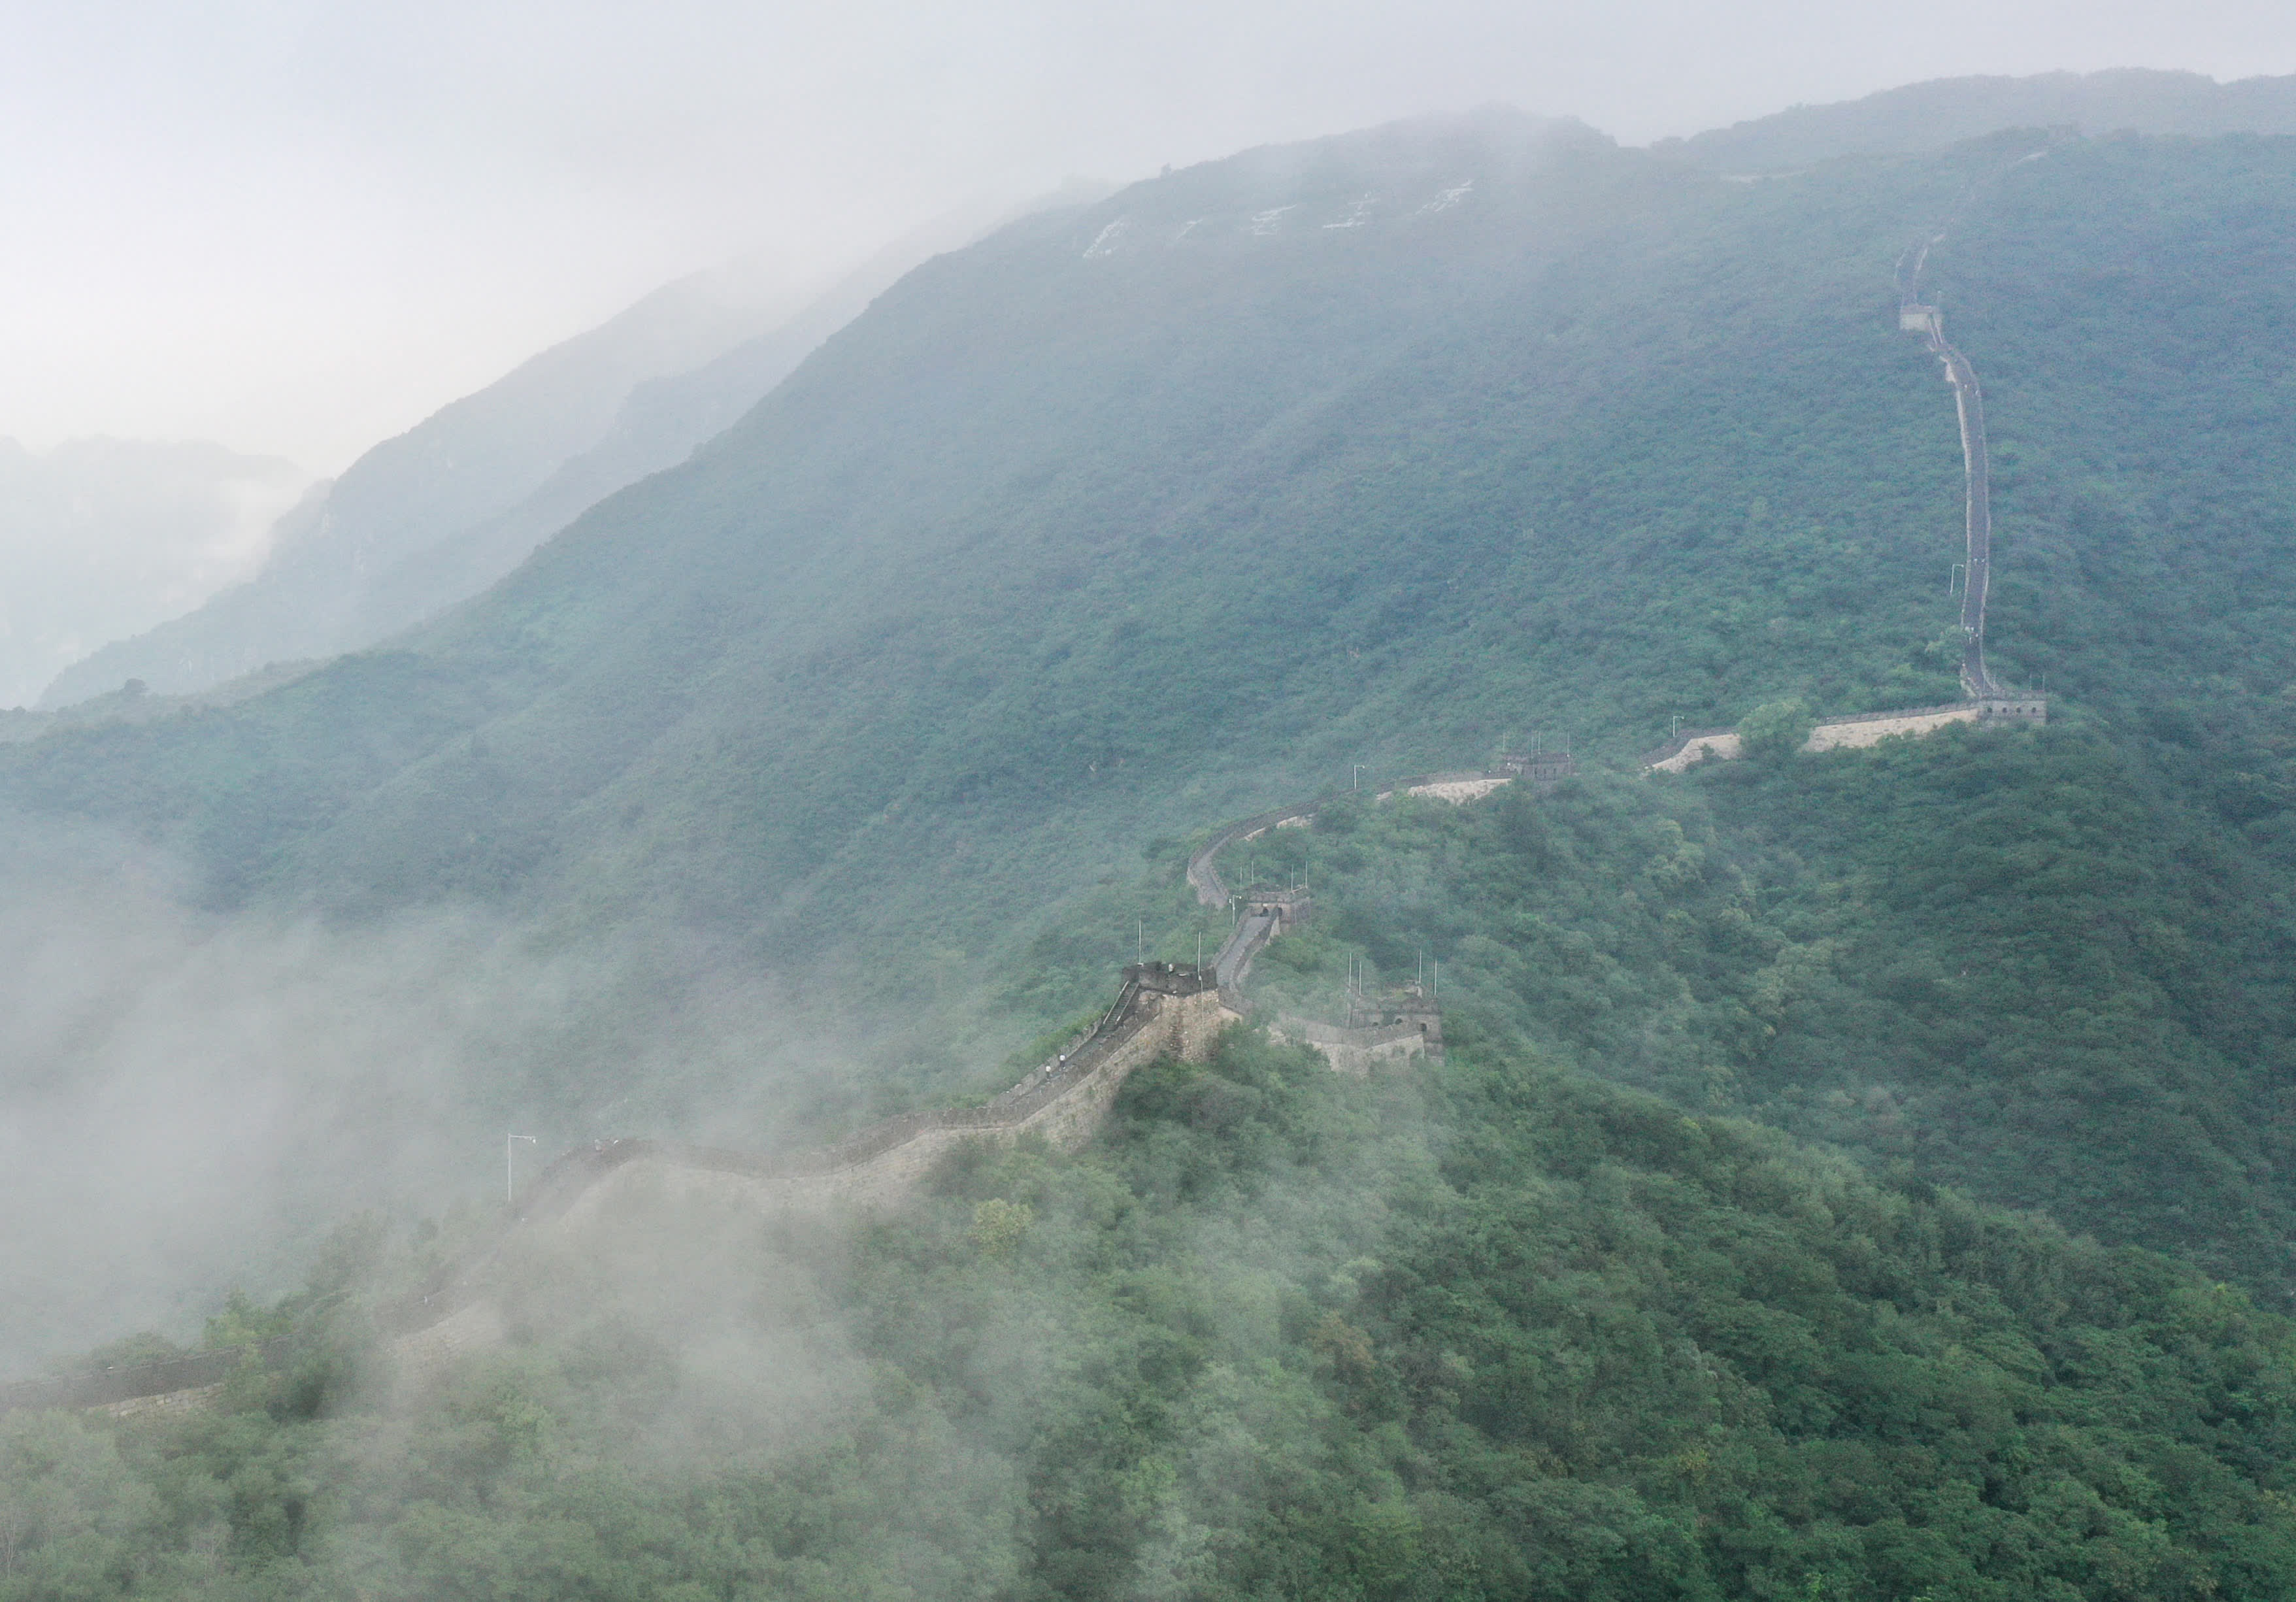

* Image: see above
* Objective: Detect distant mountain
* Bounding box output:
[35,273,807,708]
[1665,67,2296,171]
[331,189,1107,660]
[0,438,309,709]
[35,194,1074,710]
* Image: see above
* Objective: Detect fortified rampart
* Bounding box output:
[22,701,2052,1414]
[0,1339,288,1419]
[1184,760,1571,910]
[1267,1016,1431,1076]
[1271,980,1446,1076]
[1644,695,2045,773]
[16,228,2059,1415]
[1645,727,1742,772]
[380,963,1227,1377]
[1900,210,2010,698]
[1187,762,1549,1007]
[1646,270,2046,776]
[556,967,1229,1225]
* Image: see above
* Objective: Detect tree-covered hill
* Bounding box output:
[15,1033,2296,1600]
[1220,730,2296,1309]
[3,114,2293,1111]
[12,103,2296,1595]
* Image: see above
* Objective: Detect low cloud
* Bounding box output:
[0,814,833,1378]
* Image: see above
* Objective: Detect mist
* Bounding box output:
[5,1,2289,471]
[0,814,858,1382]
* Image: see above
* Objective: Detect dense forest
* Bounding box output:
[1212,729,2296,1306]
[12,1031,2296,1600]
[6,97,2296,1602]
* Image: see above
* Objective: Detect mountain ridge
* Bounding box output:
[1667,66,2296,171]
[33,193,1099,711]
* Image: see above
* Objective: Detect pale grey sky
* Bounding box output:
[3,0,2289,473]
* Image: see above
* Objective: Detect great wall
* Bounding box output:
[1644,691,2046,773]
[0,756,1539,1415]
[3,245,2052,1418]
[1642,229,2046,774]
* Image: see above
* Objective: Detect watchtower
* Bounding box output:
[1975,693,2047,726]
[1499,731,1576,790]
[1899,304,1941,336]
[1346,983,1445,1060]
[1239,886,1313,935]
[1125,959,1218,997]
[1499,750,1578,788]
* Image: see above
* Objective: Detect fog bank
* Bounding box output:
[0,817,844,1379]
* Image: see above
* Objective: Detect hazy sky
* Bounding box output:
[4,0,2289,474]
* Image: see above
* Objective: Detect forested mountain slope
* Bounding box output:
[317,187,1112,668]
[12,107,2296,1598]
[1213,741,2296,1307]
[20,1035,2296,1600]
[5,117,2294,1144]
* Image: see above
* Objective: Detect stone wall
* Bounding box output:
[539,985,1225,1235]
[378,980,1229,1380]
[95,1384,224,1420]
[0,1338,286,1418]
[71,774,1476,1412]
[59,765,1489,1414]
[1267,1014,1434,1076]
[1805,705,1986,751]
[390,1300,508,1395]
[1403,775,1512,803]
[1647,697,2045,772]
[1186,767,1526,909]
